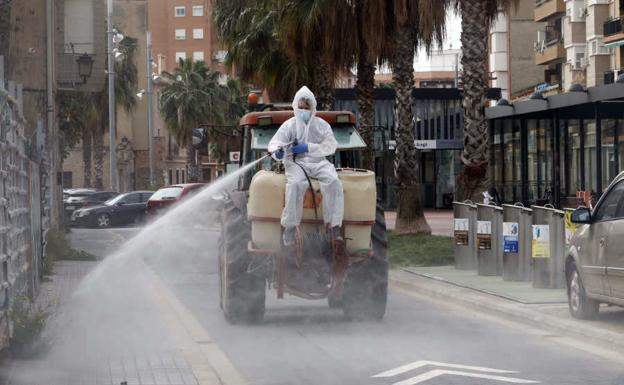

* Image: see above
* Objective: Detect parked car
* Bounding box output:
[146,183,205,218]
[64,191,118,219]
[568,171,624,319]
[71,191,154,228]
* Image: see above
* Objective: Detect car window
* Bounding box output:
[123,193,142,204]
[593,181,624,221]
[184,186,203,198]
[150,187,183,201]
[141,193,153,202]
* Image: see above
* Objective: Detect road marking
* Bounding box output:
[143,260,247,385]
[389,369,540,385]
[373,360,517,378]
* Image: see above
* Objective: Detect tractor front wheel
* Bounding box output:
[219,192,266,324]
[342,202,388,321]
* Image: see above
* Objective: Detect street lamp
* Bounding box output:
[76,53,94,84]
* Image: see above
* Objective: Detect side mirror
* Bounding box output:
[571,207,592,224]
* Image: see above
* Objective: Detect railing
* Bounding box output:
[604,16,624,37]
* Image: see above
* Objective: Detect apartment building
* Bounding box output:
[148,0,225,74]
[533,0,617,92]
[489,2,545,100]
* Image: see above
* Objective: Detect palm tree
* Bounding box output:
[159,59,226,182]
[457,0,517,201]
[388,0,448,234]
[214,0,312,101]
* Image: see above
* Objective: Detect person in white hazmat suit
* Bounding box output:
[268,86,344,246]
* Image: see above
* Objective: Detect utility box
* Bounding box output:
[476,204,503,276]
[453,201,478,270]
[501,204,533,282]
[531,205,566,289]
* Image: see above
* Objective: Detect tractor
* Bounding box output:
[218,107,388,323]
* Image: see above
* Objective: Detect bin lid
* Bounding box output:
[530,205,565,215]
[476,203,504,211]
[501,203,533,213]
[452,201,477,208]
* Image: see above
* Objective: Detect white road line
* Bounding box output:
[391,369,540,385]
[372,360,517,378]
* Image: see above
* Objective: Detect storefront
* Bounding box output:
[335,88,500,209]
[487,83,624,208]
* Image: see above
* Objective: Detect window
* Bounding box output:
[175,6,185,17]
[192,5,203,16]
[141,193,153,202]
[181,169,186,183]
[175,52,186,62]
[593,181,624,221]
[193,51,204,61]
[175,169,180,184]
[175,29,186,40]
[168,169,173,185]
[123,193,142,204]
[192,28,204,39]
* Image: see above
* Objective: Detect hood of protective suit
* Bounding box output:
[291,86,317,143]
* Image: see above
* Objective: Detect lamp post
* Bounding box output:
[146,32,155,186]
[107,0,118,191]
[76,53,94,85]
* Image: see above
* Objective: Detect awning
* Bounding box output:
[604,39,624,49]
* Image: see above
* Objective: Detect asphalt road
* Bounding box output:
[72,227,624,385]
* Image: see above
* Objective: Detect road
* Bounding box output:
[71,227,624,385]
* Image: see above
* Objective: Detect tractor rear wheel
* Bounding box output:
[342,202,388,321]
[219,192,266,324]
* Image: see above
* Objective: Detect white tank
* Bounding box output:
[247,169,376,253]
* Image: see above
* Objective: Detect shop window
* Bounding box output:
[584,120,597,192]
[602,119,618,189]
[503,119,520,202]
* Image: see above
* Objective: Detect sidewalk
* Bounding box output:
[390,266,624,354]
[385,210,453,236]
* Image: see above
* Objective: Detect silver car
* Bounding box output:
[568,172,624,319]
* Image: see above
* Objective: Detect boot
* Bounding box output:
[283,226,296,246]
[332,226,344,245]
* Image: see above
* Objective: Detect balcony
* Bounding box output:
[534,26,565,65]
[604,17,624,46]
[535,0,565,22]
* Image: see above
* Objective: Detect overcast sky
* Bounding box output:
[414,11,461,69]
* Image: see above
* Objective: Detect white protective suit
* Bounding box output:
[268,86,344,229]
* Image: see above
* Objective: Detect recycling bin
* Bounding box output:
[453,201,477,270]
[501,204,533,281]
[530,205,566,289]
[476,204,503,276]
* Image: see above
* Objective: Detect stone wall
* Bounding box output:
[0,77,47,351]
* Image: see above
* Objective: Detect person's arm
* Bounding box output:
[268,119,293,159]
[307,119,337,157]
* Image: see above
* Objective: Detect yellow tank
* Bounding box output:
[247,169,376,253]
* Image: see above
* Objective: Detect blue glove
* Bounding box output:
[292,143,309,154]
[274,149,284,160]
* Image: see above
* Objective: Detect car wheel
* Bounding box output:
[568,265,599,319]
[96,213,111,228]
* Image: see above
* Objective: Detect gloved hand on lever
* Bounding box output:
[292,142,308,154]
[274,149,284,160]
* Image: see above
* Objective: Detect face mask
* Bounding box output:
[298,110,311,123]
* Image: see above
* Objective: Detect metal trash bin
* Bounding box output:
[453,201,477,270]
[501,204,533,282]
[476,204,503,276]
[530,205,566,289]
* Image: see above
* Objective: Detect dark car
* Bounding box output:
[64,191,118,219]
[71,191,154,228]
[146,183,205,218]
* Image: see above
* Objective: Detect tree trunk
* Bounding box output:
[391,26,430,235]
[186,137,198,182]
[355,42,376,171]
[458,0,489,202]
[312,61,335,111]
[81,127,92,188]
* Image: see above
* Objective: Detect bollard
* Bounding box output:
[530,205,566,289]
[476,204,503,276]
[501,204,533,281]
[453,201,478,270]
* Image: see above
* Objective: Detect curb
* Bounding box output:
[389,270,624,353]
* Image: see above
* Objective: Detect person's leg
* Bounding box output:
[281,162,308,245]
[310,161,344,230]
